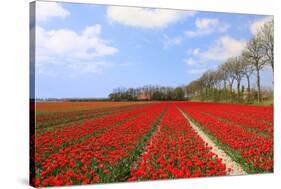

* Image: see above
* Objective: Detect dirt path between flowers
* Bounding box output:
[178,108,247,176]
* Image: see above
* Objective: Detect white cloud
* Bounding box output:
[36,25,118,75]
[82,25,101,37]
[183,36,246,74]
[250,16,273,35]
[163,34,183,49]
[106,6,195,28]
[185,18,230,37]
[199,36,247,61]
[36,2,70,22]
[196,18,219,29]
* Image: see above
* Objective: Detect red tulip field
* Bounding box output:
[32,101,273,187]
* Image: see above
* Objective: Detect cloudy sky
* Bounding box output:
[33,1,273,98]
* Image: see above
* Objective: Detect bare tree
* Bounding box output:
[186,80,203,97]
[184,19,273,103]
[230,56,245,97]
[218,64,228,91]
[241,52,255,92]
[200,70,216,91]
[223,59,236,92]
[243,36,267,103]
[213,70,221,89]
[258,19,274,73]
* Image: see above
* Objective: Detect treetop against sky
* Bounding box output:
[33,1,273,98]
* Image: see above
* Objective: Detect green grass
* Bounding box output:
[190,97,273,107]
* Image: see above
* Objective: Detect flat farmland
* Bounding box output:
[33,101,273,187]
[35,101,153,129]
[36,101,153,113]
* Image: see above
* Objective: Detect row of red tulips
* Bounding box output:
[35,104,166,187]
[35,104,160,166]
[178,103,273,173]
[129,104,228,181]
[186,102,273,138]
[186,102,273,123]
[32,102,273,187]
[36,103,150,129]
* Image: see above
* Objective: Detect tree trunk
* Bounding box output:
[229,80,234,102]
[246,75,251,102]
[257,68,261,103]
[237,80,241,98]
[271,59,274,86]
[246,75,251,92]
[271,59,274,73]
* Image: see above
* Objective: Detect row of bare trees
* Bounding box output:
[186,19,273,103]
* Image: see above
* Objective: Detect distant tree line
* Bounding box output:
[108,85,186,101]
[186,19,273,104]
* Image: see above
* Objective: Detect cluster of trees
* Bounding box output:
[108,85,185,101]
[186,19,273,104]
[107,19,273,104]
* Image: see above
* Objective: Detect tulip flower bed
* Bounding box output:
[34,103,166,187]
[32,101,273,187]
[184,102,273,138]
[35,104,162,165]
[178,103,273,173]
[190,102,273,123]
[36,103,151,129]
[36,101,152,113]
[129,104,227,181]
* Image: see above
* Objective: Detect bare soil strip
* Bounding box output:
[178,108,247,176]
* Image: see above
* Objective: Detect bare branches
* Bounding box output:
[185,18,274,103]
[257,19,274,72]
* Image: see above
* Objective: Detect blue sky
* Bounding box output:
[34,1,273,98]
